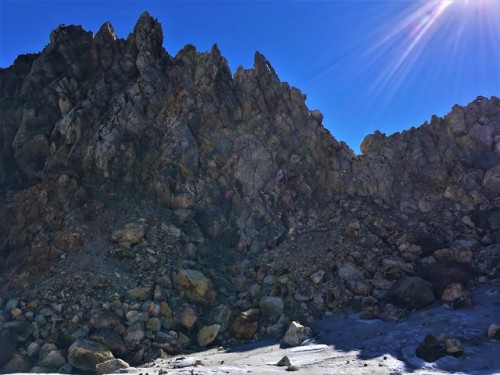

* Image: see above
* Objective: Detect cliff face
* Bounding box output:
[0,12,499,373]
[351,97,500,212]
[0,13,353,253]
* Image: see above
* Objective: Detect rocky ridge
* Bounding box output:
[0,12,499,374]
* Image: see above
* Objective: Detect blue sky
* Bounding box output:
[1,1,499,153]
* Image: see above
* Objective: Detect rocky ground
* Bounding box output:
[12,284,499,375]
[1,12,499,374]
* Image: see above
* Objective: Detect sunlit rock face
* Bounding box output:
[352,96,500,212]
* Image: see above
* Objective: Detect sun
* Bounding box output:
[353,0,500,100]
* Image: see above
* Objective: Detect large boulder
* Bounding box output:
[173,269,216,303]
[67,339,115,372]
[282,321,313,347]
[387,276,435,310]
[259,296,284,321]
[231,309,259,339]
[197,324,221,347]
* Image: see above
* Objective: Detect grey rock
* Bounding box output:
[282,321,313,347]
[259,296,284,321]
[67,338,115,372]
[197,324,221,347]
[95,358,130,374]
[387,276,435,310]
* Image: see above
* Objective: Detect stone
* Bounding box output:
[37,350,66,369]
[95,358,130,374]
[310,270,325,284]
[338,262,364,281]
[3,352,33,373]
[26,341,40,357]
[127,287,152,301]
[173,269,217,304]
[415,233,446,255]
[90,330,126,355]
[208,305,232,333]
[146,317,162,331]
[445,338,463,354]
[441,283,469,303]
[197,324,221,347]
[110,222,145,244]
[472,244,500,275]
[282,321,313,347]
[171,356,204,368]
[345,220,361,238]
[231,309,259,339]
[482,165,500,194]
[387,276,435,310]
[379,303,408,322]
[487,324,500,339]
[259,296,284,321]
[2,321,34,342]
[416,334,446,362]
[141,300,161,316]
[428,261,472,295]
[0,328,17,367]
[90,309,122,329]
[67,338,115,372]
[277,355,292,366]
[123,323,145,344]
[177,307,198,331]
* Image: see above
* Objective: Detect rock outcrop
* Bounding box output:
[0,12,499,374]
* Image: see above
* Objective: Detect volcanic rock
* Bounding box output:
[0,11,499,374]
[231,309,260,339]
[67,339,115,372]
[282,321,313,347]
[387,276,435,310]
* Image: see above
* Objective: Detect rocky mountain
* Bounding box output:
[0,12,499,374]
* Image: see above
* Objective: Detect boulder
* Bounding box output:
[90,330,126,355]
[259,296,284,321]
[177,307,198,331]
[67,339,115,372]
[428,261,472,295]
[173,269,216,303]
[37,350,66,369]
[387,276,435,310]
[2,321,34,342]
[208,305,232,333]
[123,323,145,344]
[416,334,446,362]
[488,324,500,339]
[3,353,33,373]
[110,222,145,244]
[282,321,313,347]
[90,309,122,329]
[96,358,130,374]
[231,309,259,339]
[197,324,221,347]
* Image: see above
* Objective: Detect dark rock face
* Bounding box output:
[0,12,499,374]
